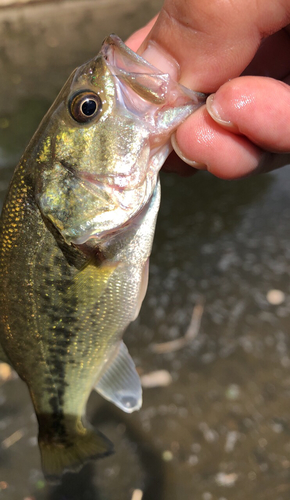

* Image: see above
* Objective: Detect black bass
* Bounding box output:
[0,35,205,481]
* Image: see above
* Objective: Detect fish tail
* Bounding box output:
[39,425,114,483]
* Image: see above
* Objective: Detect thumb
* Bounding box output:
[137,0,290,92]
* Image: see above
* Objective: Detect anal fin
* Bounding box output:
[94,341,142,413]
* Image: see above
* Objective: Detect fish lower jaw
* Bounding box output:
[71,202,148,244]
[71,181,155,245]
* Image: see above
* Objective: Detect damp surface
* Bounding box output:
[1,2,290,500]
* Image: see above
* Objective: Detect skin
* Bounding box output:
[126,0,290,179]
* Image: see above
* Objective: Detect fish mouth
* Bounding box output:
[61,160,148,193]
[72,191,152,246]
[57,161,155,245]
[80,170,147,192]
[78,171,151,215]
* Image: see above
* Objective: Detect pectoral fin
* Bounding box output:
[94,341,142,413]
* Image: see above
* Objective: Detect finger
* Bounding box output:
[126,15,158,51]
[128,20,290,81]
[206,76,290,152]
[137,0,290,91]
[172,106,263,179]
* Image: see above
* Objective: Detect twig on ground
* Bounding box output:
[151,297,205,354]
[1,429,25,449]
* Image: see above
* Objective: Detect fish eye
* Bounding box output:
[70,91,102,123]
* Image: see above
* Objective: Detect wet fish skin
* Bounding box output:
[0,35,205,481]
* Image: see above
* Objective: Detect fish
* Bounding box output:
[0,34,205,482]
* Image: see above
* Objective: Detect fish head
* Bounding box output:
[34,35,205,244]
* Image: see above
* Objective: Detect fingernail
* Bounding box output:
[171,134,207,169]
[206,94,234,128]
[138,41,179,80]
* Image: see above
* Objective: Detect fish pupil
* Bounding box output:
[82,99,97,116]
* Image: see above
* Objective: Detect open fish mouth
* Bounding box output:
[61,163,151,215]
[59,158,148,203]
[71,188,153,245]
[78,166,148,192]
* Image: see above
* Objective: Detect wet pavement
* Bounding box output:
[1,1,290,499]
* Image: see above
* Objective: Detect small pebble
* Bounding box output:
[202,493,212,500]
[272,422,283,433]
[225,384,240,401]
[162,450,173,461]
[224,431,239,453]
[0,363,14,382]
[258,438,267,448]
[28,436,38,447]
[35,480,45,490]
[282,460,290,469]
[266,289,285,305]
[188,455,199,466]
[141,370,172,388]
[131,489,143,500]
[215,472,238,487]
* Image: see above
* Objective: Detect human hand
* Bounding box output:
[127,1,290,178]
